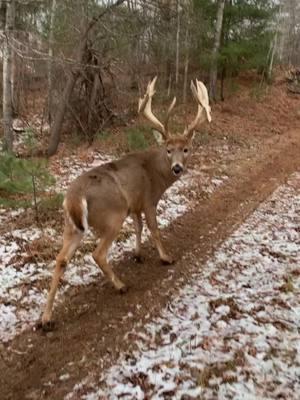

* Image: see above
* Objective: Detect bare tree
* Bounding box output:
[160,0,173,93]
[268,29,279,81]
[47,0,56,123]
[182,24,189,103]
[47,0,126,157]
[2,0,15,152]
[175,0,180,87]
[209,0,225,101]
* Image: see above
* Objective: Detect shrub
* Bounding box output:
[0,152,56,221]
[126,128,151,151]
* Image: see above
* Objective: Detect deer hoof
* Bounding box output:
[161,256,175,265]
[37,320,56,332]
[133,254,145,264]
[118,284,128,294]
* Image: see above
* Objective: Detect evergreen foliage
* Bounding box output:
[194,0,277,76]
[126,127,151,151]
[221,0,277,73]
[0,152,55,215]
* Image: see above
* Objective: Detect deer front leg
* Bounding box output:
[144,206,174,265]
[132,213,143,263]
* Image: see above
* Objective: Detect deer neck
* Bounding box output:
[150,147,178,190]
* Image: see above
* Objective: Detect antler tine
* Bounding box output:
[138,76,167,139]
[164,96,176,134]
[184,79,211,138]
[195,80,211,122]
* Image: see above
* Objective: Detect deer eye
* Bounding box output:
[167,149,171,155]
[183,148,188,154]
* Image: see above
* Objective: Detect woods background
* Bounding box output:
[0,0,299,156]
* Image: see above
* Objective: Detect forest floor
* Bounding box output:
[1,73,300,399]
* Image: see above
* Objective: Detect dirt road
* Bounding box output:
[1,125,300,399]
[79,172,300,399]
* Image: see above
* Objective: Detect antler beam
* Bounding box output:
[138,76,167,138]
[138,76,177,140]
[184,79,211,139]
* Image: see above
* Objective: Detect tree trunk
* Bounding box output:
[220,66,226,101]
[47,0,126,157]
[267,31,278,82]
[88,72,100,134]
[209,0,225,102]
[47,68,80,156]
[47,0,56,123]
[2,0,15,153]
[267,4,281,81]
[183,25,189,104]
[161,0,173,90]
[0,0,5,28]
[11,34,17,112]
[175,0,180,87]
[10,0,16,112]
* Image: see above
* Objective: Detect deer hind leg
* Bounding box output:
[42,225,83,327]
[145,206,174,265]
[132,213,143,262]
[93,219,127,293]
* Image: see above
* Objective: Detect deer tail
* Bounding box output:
[64,196,88,233]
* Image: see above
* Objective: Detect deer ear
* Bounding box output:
[152,129,165,145]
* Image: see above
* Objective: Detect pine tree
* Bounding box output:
[0,152,55,221]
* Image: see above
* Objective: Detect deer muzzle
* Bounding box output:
[172,163,184,176]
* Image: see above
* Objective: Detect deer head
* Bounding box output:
[138,76,211,177]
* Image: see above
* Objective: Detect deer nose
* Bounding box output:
[172,164,183,176]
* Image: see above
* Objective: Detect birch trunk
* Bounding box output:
[209,0,225,102]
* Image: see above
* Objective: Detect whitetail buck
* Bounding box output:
[41,77,211,329]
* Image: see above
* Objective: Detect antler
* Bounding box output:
[138,76,176,140]
[184,79,211,139]
[164,96,177,135]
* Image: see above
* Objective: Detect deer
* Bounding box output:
[41,77,211,330]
